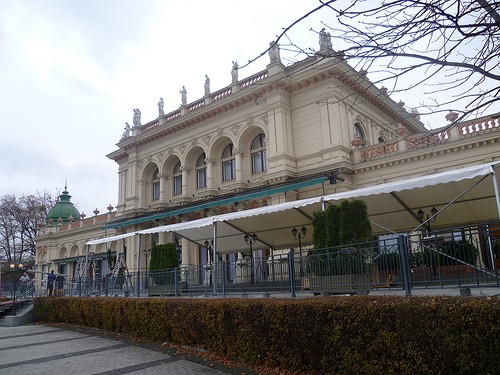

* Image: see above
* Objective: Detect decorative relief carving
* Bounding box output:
[203,135,212,145]
[234,148,244,154]
[137,159,145,169]
[246,117,253,125]
[190,138,197,146]
[231,124,241,135]
[204,157,215,164]
[178,144,186,154]
[167,147,173,155]
[216,128,223,136]
[262,112,268,125]
[180,165,190,172]
[156,152,165,163]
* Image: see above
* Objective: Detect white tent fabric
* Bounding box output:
[86,232,137,245]
[85,161,500,252]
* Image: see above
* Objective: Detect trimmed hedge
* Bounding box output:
[34,296,499,374]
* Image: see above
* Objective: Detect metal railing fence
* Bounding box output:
[5,224,499,299]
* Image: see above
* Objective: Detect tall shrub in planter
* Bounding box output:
[312,210,327,249]
[310,200,372,275]
[149,243,179,285]
[339,200,372,245]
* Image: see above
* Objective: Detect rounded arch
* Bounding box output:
[57,246,68,259]
[140,161,161,206]
[185,146,208,193]
[353,122,366,142]
[237,125,268,180]
[208,135,234,186]
[69,244,80,258]
[162,154,182,201]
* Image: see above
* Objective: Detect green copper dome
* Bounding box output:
[47,186,81,225]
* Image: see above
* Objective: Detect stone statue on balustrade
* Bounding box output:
[319,28,333,52]
[132,108,141,127]
[158,98,164,116]
[204,75,210,95]
[269,41,281,64]
[121,122,131,139]
[231,61,238,83]
[180,86,187,106]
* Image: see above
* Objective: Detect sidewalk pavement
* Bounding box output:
[0,324,255,375]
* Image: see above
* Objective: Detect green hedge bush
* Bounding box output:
[34,296,499,374]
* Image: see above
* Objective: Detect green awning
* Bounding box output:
[102,176,326,230]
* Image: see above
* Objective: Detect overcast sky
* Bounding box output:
[0,1,495,217]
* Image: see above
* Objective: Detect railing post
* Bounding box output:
[221,261,226,296]
[288,249,296,297]
[174,268,179,296]
[398,235,412,296]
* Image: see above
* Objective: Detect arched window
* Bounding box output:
[152,169,160,201]
[222,143,235,182]
[251,133,267,174]
[196,153,207,188]
[173,162,182,195]
[354,123,365,141]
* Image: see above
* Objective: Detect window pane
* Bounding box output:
[173,176,182,195]
[197,168,206,188]
[252,153,262,173]
[152,182,160,200]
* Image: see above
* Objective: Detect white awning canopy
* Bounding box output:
[86,162,500,252]
[86,232,137,246]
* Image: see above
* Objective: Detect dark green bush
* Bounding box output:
[438,239,477,266]
[310,201,372,276]
[33,296,500,374]
[149,243,179,285]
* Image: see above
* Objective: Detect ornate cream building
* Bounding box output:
[35,35,500,288]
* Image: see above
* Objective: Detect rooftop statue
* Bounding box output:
[122,122,131,139]
[269,41,281,64]
[158,98,164,116]
[231,61,238,82]
[319,28,332,51]
[133,108,141,127]
[204,75,210,95]
[180,86,187,106]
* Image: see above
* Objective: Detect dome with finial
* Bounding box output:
[46,183,81,225]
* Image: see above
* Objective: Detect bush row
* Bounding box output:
[34,296,500,374]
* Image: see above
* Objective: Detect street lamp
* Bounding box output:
[9,262,24,315]
[243,233,257,285]
[204,240,214,287]
[292,226,307,276]
[142,249,151,288]
[417,206,438,232]
[204,240,214,263]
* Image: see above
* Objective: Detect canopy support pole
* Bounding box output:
[491,165,500,221]
[408,174,490,236]
[136,235,141,297]
[212,221,218,295]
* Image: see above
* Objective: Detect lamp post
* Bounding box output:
[417,206,438,232]
[9,262,24,315]
[292,226,307,276]
[204,240,214,263]
[143,249,151,288]
[204,240,214,286]
[243,233,257,285]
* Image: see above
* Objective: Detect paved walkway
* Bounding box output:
[0,324,253,375]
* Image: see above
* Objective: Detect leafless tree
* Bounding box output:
[0,192,54,264]
[255,0,499,128]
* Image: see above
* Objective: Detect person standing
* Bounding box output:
[19,272,30,295]
[47,270,56,296]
